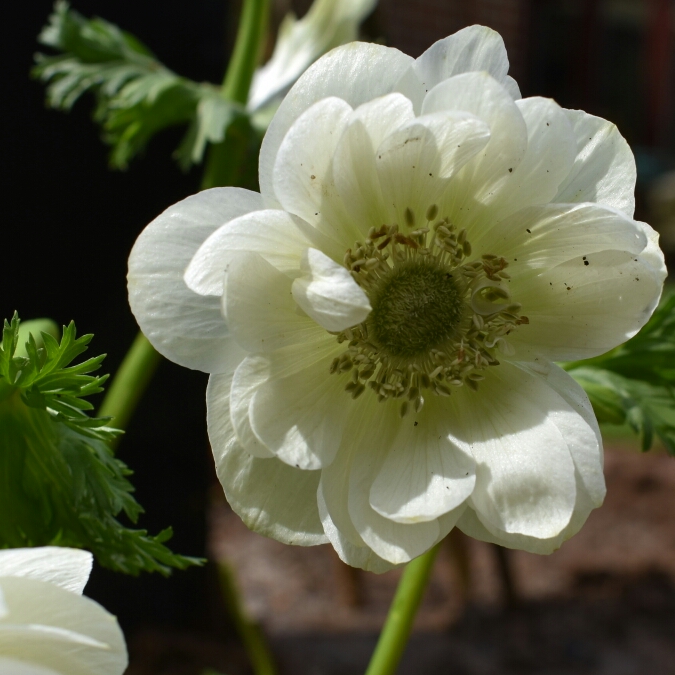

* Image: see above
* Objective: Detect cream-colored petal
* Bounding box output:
[0,657,60,675]
[396,26,511,112]
[475,97,576,223]
[369,397,475,524]
[247,0,377,111]
[291,248,371,332]
[478,202,646,267]
[554,108,636,216]
[373,110,491,225]
[330,94,415,232]
[260,42,414,201]
[226,252,321,352]
[422,72,527,220]
[227,361,274,459]
[518,362,605,508]
[207,374,327,545]
[249,346,349,470]
[346,399,440,563]
[128,187,261,373]
[184,209,313,298]
[0,577,127,675]
[447,362,581,539]
[0,548,92,596]
[272,97,359,246]
[317,492,399,573]
[510,241,666,361]
[217,448,327,546]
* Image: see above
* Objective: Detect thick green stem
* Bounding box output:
[221,0,270,103]
[98,332,161,435]
[202,0,269,190]
[364,544,441,675]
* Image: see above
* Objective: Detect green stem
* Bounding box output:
[221,0,270,104]
[98,331,161,435]
[202,0,270,190]
[99,0,271,428]
[364,544,441,675]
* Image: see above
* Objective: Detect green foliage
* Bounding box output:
[565,291,675,454]
[0,313,201,575]
[33,1,245,169]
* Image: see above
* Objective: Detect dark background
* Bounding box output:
[5,0,236,636]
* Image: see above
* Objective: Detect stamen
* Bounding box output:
[332,204,528,408]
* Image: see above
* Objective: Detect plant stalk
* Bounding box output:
[364,544,441,675]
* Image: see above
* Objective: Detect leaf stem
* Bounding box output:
[98,331,161,436]
[364,544,441,675]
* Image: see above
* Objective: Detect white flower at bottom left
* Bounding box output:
[0,547,127,675]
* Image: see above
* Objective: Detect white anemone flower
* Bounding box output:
[129,26,666,572]
[0,547,127,675]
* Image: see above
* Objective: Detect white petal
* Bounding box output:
[510,241,665,361]
[347,399,440,563]
[226,362,274,459]
[212,427,326,545]
[372,110,491,224]
[331,94,415,231]
[502,75,522,100]
[475,97,576,222]
[369,397,475,524]
[227,252,322,352]
[456,366,603,554]
[291,248,371,332]
[247,0,377,111]
[478,202,646,267]
[317,492,398,573]
[184,209,313,297]
[519,362,605,508]
[554,108,636,216]
[447,362,580,539]
[0,577,127,675]
[396,26,511,112]
[0,657,61,675]
[260,42,414,200]
[272,97,360,245]
[207,373,327,545]
[422,72,527,215]
[0,548,92,596]
[249,345,349,470]
[128,187,261,373]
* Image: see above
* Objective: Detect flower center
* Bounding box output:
[330,205,529,416]
[368,260,463,358]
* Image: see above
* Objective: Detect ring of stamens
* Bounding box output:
[329,205,529,417]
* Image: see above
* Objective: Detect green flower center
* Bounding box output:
[368,261,463,358]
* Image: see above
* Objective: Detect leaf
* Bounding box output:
[33,1,236,169]
[0,314,201,574]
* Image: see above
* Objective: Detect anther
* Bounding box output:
[426,204,439,221]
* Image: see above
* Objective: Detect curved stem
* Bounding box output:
[364,544,441,675]
[98,332,161,437]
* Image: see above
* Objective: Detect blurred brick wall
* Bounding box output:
[375,0,531,87]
